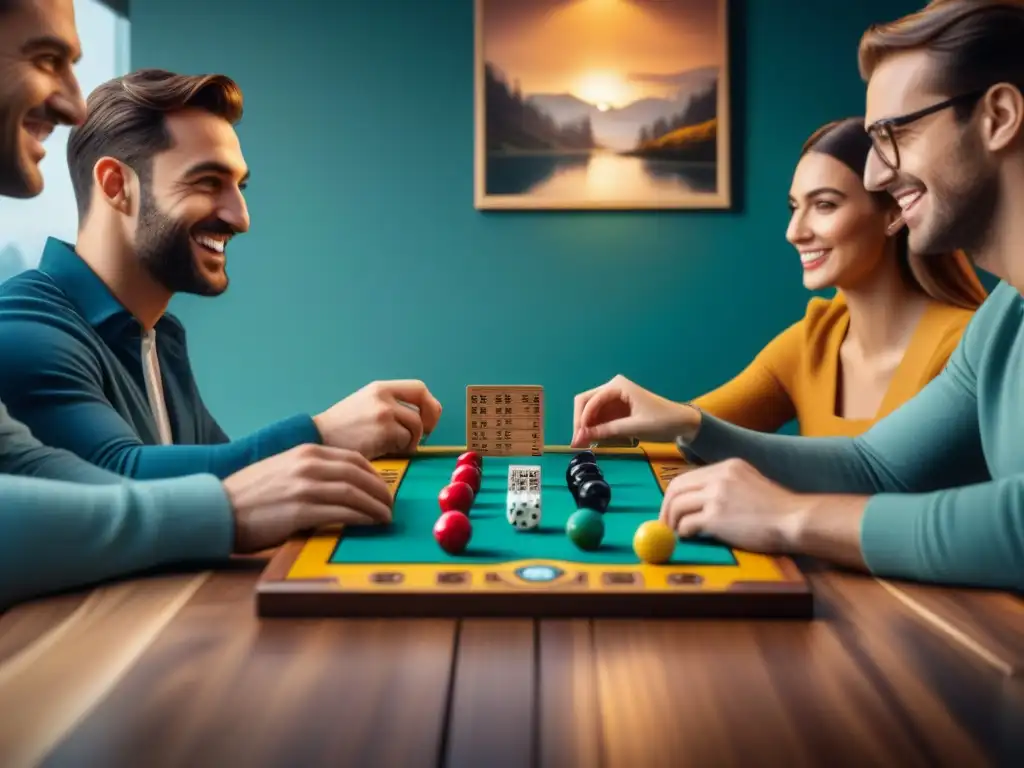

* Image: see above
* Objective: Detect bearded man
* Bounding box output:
[0,68,441,479]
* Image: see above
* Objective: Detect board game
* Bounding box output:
[256,443,814,618]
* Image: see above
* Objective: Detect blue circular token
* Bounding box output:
[515,565,563,582]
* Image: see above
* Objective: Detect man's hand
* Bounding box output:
[660,459,802,553]
[659,459,868,568]
[222,443,394,553]
[572,374,698,447]
[312,379,443,459]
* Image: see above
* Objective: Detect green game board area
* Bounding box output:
[331,453,737,566]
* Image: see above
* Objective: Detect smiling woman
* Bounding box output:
[683,116,987,436]
[571,117,987,446]
[0,0,129,284]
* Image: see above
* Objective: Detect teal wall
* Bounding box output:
[130,0,922,445]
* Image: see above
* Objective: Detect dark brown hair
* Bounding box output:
[802,117,987,309]
[859,0,1024,121]
[67,68,243,219]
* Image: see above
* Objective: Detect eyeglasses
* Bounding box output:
[866,90,987,170]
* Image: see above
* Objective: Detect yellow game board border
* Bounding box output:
[256,444,813,618]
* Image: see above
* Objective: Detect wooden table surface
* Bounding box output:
[0,556,1021,767]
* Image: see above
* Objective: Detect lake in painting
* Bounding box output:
[476,0,730,209]
[486,151,717,200]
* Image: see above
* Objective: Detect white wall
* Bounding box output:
[0,0,129,283]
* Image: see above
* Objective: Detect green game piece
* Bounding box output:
[566,508,605,551]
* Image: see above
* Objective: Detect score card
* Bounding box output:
[466,385,543,456]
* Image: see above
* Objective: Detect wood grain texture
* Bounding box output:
[0,591,90,666]
[0,572,208,768]
[7,561,1022,767]
[878,579,1024,676]
[817,570,1024,767]
[40,570,458,768]
[538,620,603,768]
[442,620,536,768]
[587,568,1016,767]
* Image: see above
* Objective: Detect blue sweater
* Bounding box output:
[0,238,320,478]
[0,399,233,607]
[680,280,1024,591]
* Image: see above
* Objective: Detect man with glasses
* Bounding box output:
[601,0,1024,591]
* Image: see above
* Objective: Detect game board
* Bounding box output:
[256,443,813,618]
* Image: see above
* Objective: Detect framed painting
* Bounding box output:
[474,0,731,211]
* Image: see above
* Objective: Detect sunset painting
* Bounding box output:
[474,0,731,210]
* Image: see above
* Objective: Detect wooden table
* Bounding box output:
[0,557,1021,767]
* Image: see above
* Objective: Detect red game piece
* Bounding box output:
[438,481,474,514]
[451,463,481,494]
[434,510,472,554]
[457,451,482,468]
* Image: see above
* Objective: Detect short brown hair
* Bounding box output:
[802,117,987,310]
[67,68,243,219]
[859,0,1024,119]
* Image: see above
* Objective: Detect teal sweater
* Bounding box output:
[680,281,1024,591]
[0,401,233,607]
[0,239,320,479]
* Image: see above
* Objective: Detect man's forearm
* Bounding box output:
[0,401,122,484]
[678,407,891,494]
[101,414,320,480]
[0,473,234,607]
[675,405,701,445]
[783,494,870,572]
[678,367,991,498]
[779,478,1024,590]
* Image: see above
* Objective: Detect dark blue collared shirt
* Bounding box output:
[0,237,320,479]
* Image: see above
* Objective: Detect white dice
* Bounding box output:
[507,491,541,530]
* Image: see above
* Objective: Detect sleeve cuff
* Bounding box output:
[674,439,706,466]
[253,413,322,457]
[675,406,723,464]
[139,474,235,560]
[859,493,922,578]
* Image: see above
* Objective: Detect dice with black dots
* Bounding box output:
[507,493,541,530]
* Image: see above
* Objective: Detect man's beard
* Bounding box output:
[135,184,231,297]
[911,129,1000,259]
[0,105,33,198]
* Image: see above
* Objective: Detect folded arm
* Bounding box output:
[0,472,233,608]
[0,323,321,480]
[0,400,123,484]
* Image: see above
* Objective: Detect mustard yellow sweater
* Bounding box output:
[692,293,976,437]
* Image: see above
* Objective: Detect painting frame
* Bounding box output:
[474,0,732,211]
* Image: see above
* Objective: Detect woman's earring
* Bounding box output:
[886,214,906,237]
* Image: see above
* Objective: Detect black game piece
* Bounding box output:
[573,466,602,483]
[566,459,599,486]
[569,450,596,469]
[566,451,598,486]
[569,466,600,503]
[577,479,611,513]
[569,462,598,481]
[569,463,602,488]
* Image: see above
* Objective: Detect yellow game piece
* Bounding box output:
[633,520,676,564]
